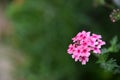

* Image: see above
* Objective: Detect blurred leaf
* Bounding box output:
[114,66,120,74]
[110,36,118,45]
[100,58,119,72]
[93,0,105,7]
[109,36,120,52]
[96,53,108,63]
[101,48,109,54]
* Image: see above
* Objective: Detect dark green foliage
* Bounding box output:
[97,36,120,73]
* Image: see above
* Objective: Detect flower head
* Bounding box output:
[109,9,120,22]
[67,30,106,65]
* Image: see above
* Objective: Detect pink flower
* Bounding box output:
[67,30,106,65]
[97,39,106,48]
[79,56,89,65]
[67,44,74,54]
[74,46,81,54]
[92,34,101,39]
[92,47,101,54]
[72,54,80,62]
[88,39,97,47]
[80,47,90,57]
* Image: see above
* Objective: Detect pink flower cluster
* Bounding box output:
[67,31,106,65]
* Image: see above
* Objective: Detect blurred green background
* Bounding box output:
[0,0,120,80]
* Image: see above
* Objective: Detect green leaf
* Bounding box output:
[110,36,118,45]
[100,58,119,72]
[108,36,120,52]
[96,53,108,63]
[101,48,109,54]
